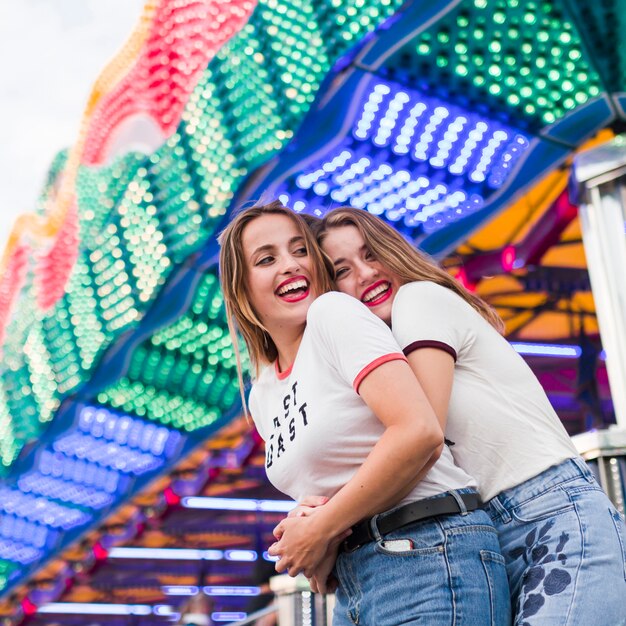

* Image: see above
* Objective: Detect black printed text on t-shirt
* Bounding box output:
[266,380,308,468]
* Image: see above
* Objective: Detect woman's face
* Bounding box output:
[242,213,318,336]
[322,225,402,325]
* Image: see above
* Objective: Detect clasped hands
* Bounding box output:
[268,495,350,594]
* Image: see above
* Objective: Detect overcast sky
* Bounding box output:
[0,0,145,255]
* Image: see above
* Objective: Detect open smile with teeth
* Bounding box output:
[276,278,309,300]
[362,281,391,305]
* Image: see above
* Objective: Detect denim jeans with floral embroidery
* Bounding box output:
[485,457,626,625]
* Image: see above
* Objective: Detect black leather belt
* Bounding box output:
[341,492,482,553]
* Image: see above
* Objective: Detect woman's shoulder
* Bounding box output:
[393,282,474,330]
[307,291,365,320]
[307,292,389,346]
[397,280,461,304]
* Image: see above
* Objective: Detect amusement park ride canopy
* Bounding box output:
[0,0,625,622]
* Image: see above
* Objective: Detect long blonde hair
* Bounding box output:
[218,201,334,383]
[316,207,504,333]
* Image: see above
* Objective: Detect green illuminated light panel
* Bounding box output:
[97,272,249,432]
[0,385,29,470]
[180,0,406,205]
[0,300,62,472]
[0,561,18,592]
[563,0,626,92]
[388,0,603,126]
[77,153,145,245]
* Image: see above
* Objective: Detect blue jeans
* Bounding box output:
[333,490,511,625]
[485,457,626,625]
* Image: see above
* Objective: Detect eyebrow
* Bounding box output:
[251,244,274,258]
[333,244,367,266]
[250,236,305,259]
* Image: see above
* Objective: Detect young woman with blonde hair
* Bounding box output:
[219,200,510,625]
[312,206,626,624]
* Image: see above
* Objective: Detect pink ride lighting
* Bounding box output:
[82,0,256,165]
[92,542,108,561]
[501,245,517,272]
[163,486,181,506]
[454,267,476,292]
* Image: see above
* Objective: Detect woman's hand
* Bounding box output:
[268,513,331,577]
[285,495,329,524]
[272,495,329,542]
[309,536,344,594]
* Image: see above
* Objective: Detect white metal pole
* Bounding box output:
[573,137,626,427]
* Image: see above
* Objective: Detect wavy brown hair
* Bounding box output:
[218,201,334,384]
[316,207,504,333]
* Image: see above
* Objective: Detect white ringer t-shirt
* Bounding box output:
[249,291,475,505]
[391,281,578,502]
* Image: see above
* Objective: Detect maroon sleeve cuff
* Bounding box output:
[403,340,457,362]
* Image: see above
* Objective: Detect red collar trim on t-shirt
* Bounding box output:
[275,360,293,380]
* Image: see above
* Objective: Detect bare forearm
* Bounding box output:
[381,442,444,508]
[310,423,442,539]
[269,361,445,577]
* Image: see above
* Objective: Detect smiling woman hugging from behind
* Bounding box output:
[310,206,626,625]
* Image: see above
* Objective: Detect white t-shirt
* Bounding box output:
[249,291,475,504]
[392,281,578,501]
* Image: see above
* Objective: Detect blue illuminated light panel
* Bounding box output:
[0,405,184,571]
[38,603,154,616]
[280,79,529,232]
[213,612,247,623]
[510,342,582,358]
[108,547,258,561]
[204,586,261,597]
[181,496,295,512]
[50,406,181,476]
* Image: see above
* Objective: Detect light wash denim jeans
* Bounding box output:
[485,457,626,625]
[332,490,511,625]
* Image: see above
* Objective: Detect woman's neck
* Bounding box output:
[272,325,305,373]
